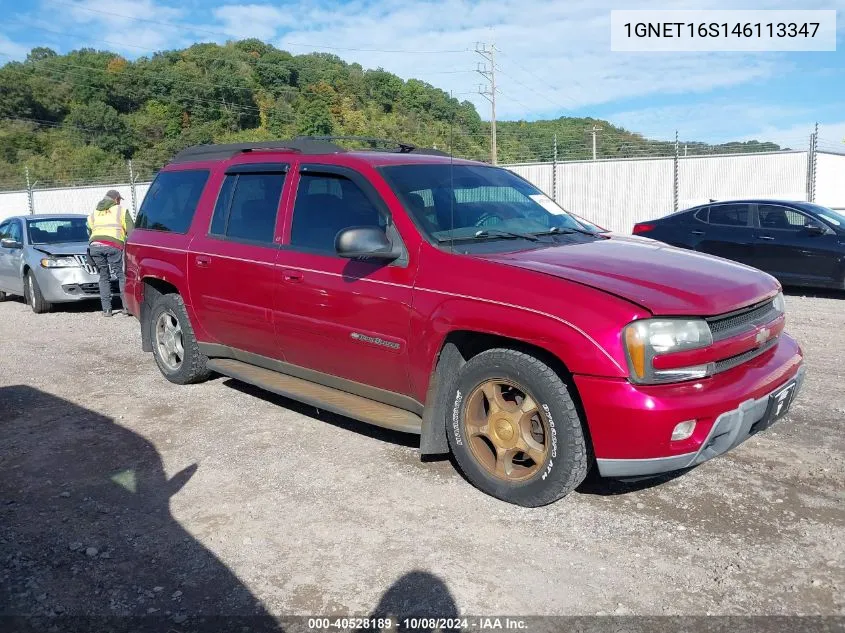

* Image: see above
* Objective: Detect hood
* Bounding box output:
[479,235,780,316]
[32,242,90,256]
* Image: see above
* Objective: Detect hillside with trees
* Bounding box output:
[0,40,781,190]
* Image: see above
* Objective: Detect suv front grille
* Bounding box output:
[713,338,778,374]
[73,254,98,275]
[707,299,778,340]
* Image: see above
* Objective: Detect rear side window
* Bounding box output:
[209,172,285,245]
[136,170,209,233]
[709,204,749,227]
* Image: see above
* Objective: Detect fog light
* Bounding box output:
[671,420,696,441]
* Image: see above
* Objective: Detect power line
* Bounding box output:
[496,49,581,109]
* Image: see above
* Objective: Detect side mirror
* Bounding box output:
[335,226,399,261]
[806,223,827,236]
[0,238,22,249]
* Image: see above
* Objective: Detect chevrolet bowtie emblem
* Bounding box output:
[756,327,771,346]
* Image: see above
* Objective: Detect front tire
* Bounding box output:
[0,290,6,301]
[447,349,589,507]
[148,292,211,385]
[25,271,52,314]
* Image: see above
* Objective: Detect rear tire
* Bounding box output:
[148,292,211,385]
[25,271,52,314]
[447,348,589,507]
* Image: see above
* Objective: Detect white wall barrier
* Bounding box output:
[1,150,841,231]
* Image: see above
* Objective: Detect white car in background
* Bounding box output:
[0,214,117,313]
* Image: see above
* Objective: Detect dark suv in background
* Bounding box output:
[634,199,845,289]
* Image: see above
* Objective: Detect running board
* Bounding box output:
[207,358,422,435]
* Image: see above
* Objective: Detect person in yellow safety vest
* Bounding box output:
[87,189,134,317]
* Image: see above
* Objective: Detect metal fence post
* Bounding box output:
[810,122,818,203]
[552,133,558,203]
[25,166,34,215]
[673,130,679,212]
[128,159,138,218]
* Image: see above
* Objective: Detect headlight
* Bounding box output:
[40,256,80,268]
[772,291,785,314]
[623,319,714,384]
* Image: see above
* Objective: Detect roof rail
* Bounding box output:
[169,136,450,164]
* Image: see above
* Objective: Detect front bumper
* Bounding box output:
[36,267,115,303]
[596,365,806,477]
[574,333,804,478]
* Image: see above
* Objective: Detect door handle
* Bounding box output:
[757,236,775,241]
[282,269,304,283]
[690,230,705,236]
[195,255,211,267]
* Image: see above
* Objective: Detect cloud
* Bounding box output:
[212,4,296,40]
[608,102,812,143]
[741,121,845,151]
[44,0,192,53]
[0,34,30,60]
[261,0,791,120]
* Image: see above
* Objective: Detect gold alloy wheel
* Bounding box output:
[463,379,549,482]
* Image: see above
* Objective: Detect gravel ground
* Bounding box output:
[1,291,843,622]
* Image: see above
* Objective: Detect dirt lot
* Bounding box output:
[1,291,843,622]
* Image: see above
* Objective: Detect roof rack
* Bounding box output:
[169,136,449,164]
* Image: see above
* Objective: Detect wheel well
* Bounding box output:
[433,330,595,463]
[443,330,572,381]
[143,277,178,297]
[140,277,179,352]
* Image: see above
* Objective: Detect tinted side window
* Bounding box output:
[758,204,811,230]
[136,170,210,233]
[290,173,385,253]
[211,173,284,245]
[0,222,9,240]
[694,207,709,223]
[709,204,749,227]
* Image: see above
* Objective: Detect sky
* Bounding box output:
[0,0,843,148]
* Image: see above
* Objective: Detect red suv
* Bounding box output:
[124,138,805,507]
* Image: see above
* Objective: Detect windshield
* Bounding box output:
[27,218,89,245]
[381,164,591,241]
[799,203,845,229]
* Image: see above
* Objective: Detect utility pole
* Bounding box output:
[475,42,497,165]
[588,125,602,160]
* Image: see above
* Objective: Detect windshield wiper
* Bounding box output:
[532,226,603,237]
[438,229,539,243]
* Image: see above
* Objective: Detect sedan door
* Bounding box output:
[0,220,25,294]
[754,203,840,284]
[694,203,757,266]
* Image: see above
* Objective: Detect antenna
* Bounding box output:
[449,91,456,254]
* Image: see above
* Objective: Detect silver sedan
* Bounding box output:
[0,214,117,313]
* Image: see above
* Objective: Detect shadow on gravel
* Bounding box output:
[222,379,422,450]
[357,570,460,633]
[576,467,691,496]
[0,385,282,633]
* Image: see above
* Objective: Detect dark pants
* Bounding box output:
[89,244,125,313]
